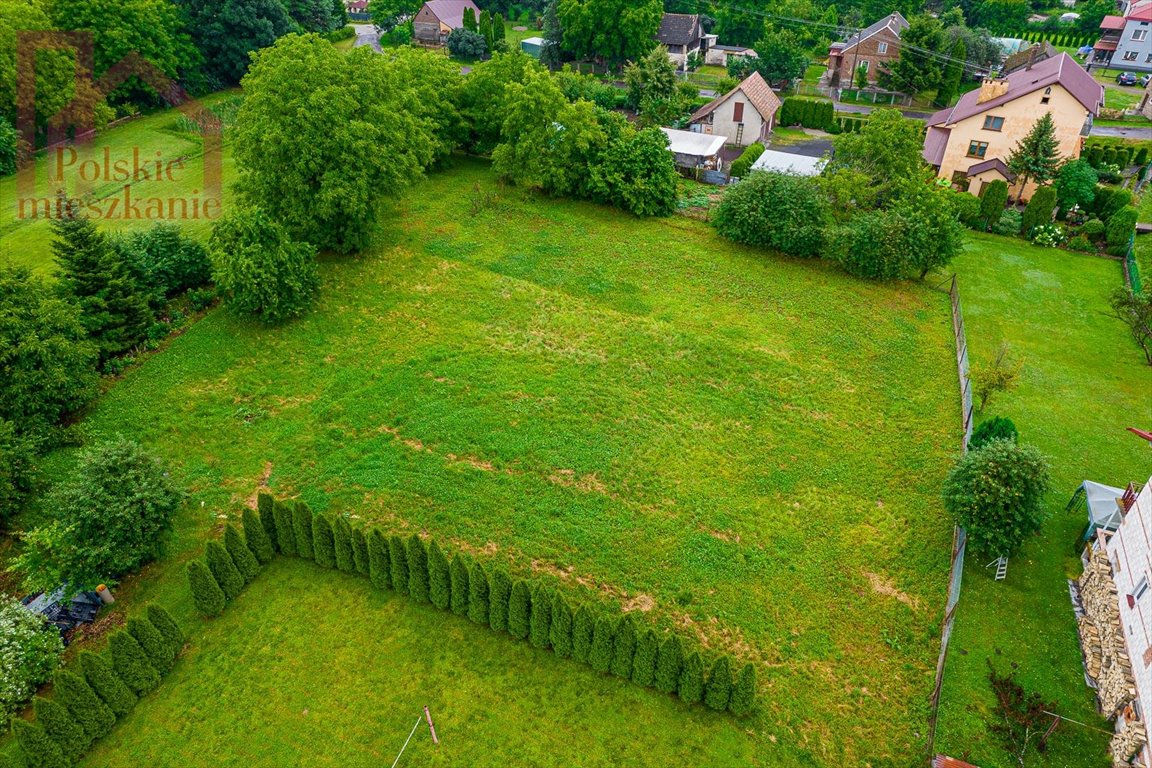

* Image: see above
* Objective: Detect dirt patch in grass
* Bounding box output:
[548,469,612,497]
[864,571,921,611]
[244,462,275,509]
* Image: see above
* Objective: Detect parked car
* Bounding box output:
[1140,74,1152,87]
[1116,72,1138,86]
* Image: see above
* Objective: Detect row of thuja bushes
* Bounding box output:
[185,494,758,717]
[6,605,185,768]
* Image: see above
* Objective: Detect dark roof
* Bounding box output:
[837,12,909,51]
[657,13,701,46]
[712,44,753,53]
[688,71,782,124]
[421,0,480,28]
[926,53,1103,127]
[966,158,1016,180]
[1001,42,1057,74]
[923,126,950,166]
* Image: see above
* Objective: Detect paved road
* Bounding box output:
[1090,124,1152,138]
[353,24,381,52]
[833,102,935,120]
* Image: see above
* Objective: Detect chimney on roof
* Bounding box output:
[1026,44,1037,70]
[976,77,1010,103]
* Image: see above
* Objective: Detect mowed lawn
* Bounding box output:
[13,155,960,764]
[934,234,1152,767]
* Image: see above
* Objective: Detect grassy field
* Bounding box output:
[5,132,964,764]
[933,234,1152,767]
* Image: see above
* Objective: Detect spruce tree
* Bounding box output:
[243,506,275,564]
[468,561,490,625]
[109,630,161,695]
[225,523,261,582]
[127,616,173,675]
[146,605,185,657]
[678,651,705,705]
[1007,112,1062,199]
[33,697,86,762]
[187,559,226,617]
[274,500,297,556]
[589,616,615,673]
[312,513,336,568]
[351,526,370,575]
[293,501,314,559]
[528,585,551,649]
[631,629,658,687]
[654,635,684,694]
[450,554,470,617]
[507,579,531,639]
[256,491,279,553]
[333,517,355,572]
[488,568,512,633]
[79,650,136,716]
[611,616,636,679]
[12,720,69,768]
[52,669,115,743]
[427,540,451,610]
[705,656,733,711]
[406,534,430,603]
[368,529,391,590]
[388,535,408,593]
[549,595,573,658]
[571,605,594,663]
[729,663,757,716]
[205,541,244,601]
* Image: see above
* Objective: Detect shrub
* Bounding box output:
[52,669,114,744]
[273,500,297,556]
[468,562,490,625]
[1108,287,1152,365]
[713,171,828,258]
[256,493,276,550]
[242,507,275,565]
[292,502,314,560]
[588,127,679,217]
[632,629,659,687]
[388,536,409,593]
[333,517,355,572]
[368,530,391,590]
[488,568,512,633]
[351,527,370,575]
[311,514,336,568]
[205,542,244,601]
[970,417,1018,450]
[528,584,552,649]
[187,559,226,617]
[127,616,173,675]
[729,663,757,716]
[112,223,212,299]
[1136,147,1149,166]
[406,535,430,603]
[1106,205,1139,255]
[589,617,615,673]
[1020,186,1056,238]
[427,540,450,609]
[12,719,68,768]
[1082,218,1106,241]
[508,580,531,639]
[446,27,488,58]
[1098,188,1132,221]
[108,630,160,695]
[0,420,36,529]
[79,651,136,717]
[1030,222,1064,248]
[704,656,733,711]
[224,523,261,582]
[145,605,184,657]
[678,651,706,704]
[728,143,765,179]
[943,439,1051,556]
[450,554,470,617]
[654,635,684,694]
[571,605,594,663]
[971,342,1022,412]
[0,598,63,730]
[992,209,1023,236]
[611,616,636,678]
[1066,234,1094,252]
[549,595,574,657]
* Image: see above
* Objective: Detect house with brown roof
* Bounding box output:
[413,0,481,45]
[922,53,1103,201]
[1092,0,1152,72]
[656,13,714,71]
[686,71,782,147]
[1001,41,1058,74]
[826,12,908,87]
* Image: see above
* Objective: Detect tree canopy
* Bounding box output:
[558,0,661,68]
[177,0,296,85]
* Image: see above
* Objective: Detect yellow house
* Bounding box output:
[922,53,1103,201]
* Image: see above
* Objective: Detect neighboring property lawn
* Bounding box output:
[933,233,1152,767]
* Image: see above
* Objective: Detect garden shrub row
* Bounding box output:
[779,98,834,131]
[998,30,1095,48]
[9,605,184,768]
[728,143,765,179]
[1084,145,1147,171]
[185,494,758,717]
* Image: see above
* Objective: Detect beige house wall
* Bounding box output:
[937,84,1089,201]
[691,91,772,146]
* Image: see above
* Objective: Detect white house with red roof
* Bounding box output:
[1092,0,1152,72]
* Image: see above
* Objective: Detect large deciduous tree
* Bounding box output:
[458,51,538,154]
[1054,159,1097,216]
[178,0,296,85]
[830,108,928,203]
[729,28,807,86]
[589,126,678,217]
[713,171,829,258]
[881,14,945,95]
[558,0,661,69]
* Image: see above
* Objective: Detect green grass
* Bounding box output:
[933,233,1152,767]
[8,141,963,763]
[1136,187,1152,285]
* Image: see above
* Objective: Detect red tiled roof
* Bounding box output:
[1100,15,1127,29]
[1125,0,1152,21]
[1094,39,1120,51]
[689,71,782,124]
[933,756,982,768]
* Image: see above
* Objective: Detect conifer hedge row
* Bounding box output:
[11,605,185,768]
[222,494,758,717]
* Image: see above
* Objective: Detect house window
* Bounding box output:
[967,141,989,158]
[1137,577,1149,602]
[982,115,1005,131]
[950,170,969,191]
[1133,29,1148,42]
[733,101,744,122]
[1041,86,1051,105]
[878,42,889,54]
[1123,51,1138,61]
[859,60,870,71]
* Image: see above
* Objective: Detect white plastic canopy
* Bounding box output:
[1083,480,1126,531]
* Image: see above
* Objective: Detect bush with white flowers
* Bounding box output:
[0,598,63,728]
[1031,223,1065,248]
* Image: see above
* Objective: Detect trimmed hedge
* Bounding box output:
[728,143,765,179]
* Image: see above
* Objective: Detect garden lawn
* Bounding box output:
[13,154,961,765]
[933,233,1152,767]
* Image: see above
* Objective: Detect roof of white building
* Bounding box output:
[659,128,727,157]
[749,149,826,176]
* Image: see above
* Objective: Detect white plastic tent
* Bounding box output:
[1081,480,1126,532]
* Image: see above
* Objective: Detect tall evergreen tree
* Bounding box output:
[52,669,115,743]
[450,554,470,617]
[333,517,355,572]
[273,500,297,556]
[589,616,615,673]
[351,526,370,575]
[1007,112,1062,200]
[388,535,409,593]
[146,605,184,657]
[507,579,531,639]
[205,541,244,601]
[571,605,594,663]
[224,522,261,582]
[468,561,490,625]
[540,0,562,70]
[79,650,136,717]
[704,656,733,711]
[654,635,683,694]
[12,720,68,768]
[312,513,336,568]
[729,663,757,716]
[292,501,315,559]
[487,568,512,632]
[243,506,275,564]
[127,616,173,675]
[406,534,430,603]
[528,584,552,649]
[368,529,392,590]
[427,540,451,610]
[33,697,87,762]
[109,630,161,695]
[678,651,705,704]
[256,492,279,553]
[549,595,574,658]
[187,559,226,617]
[631,629,658,687]
[479,9,492,46]
[611,616,636,679]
